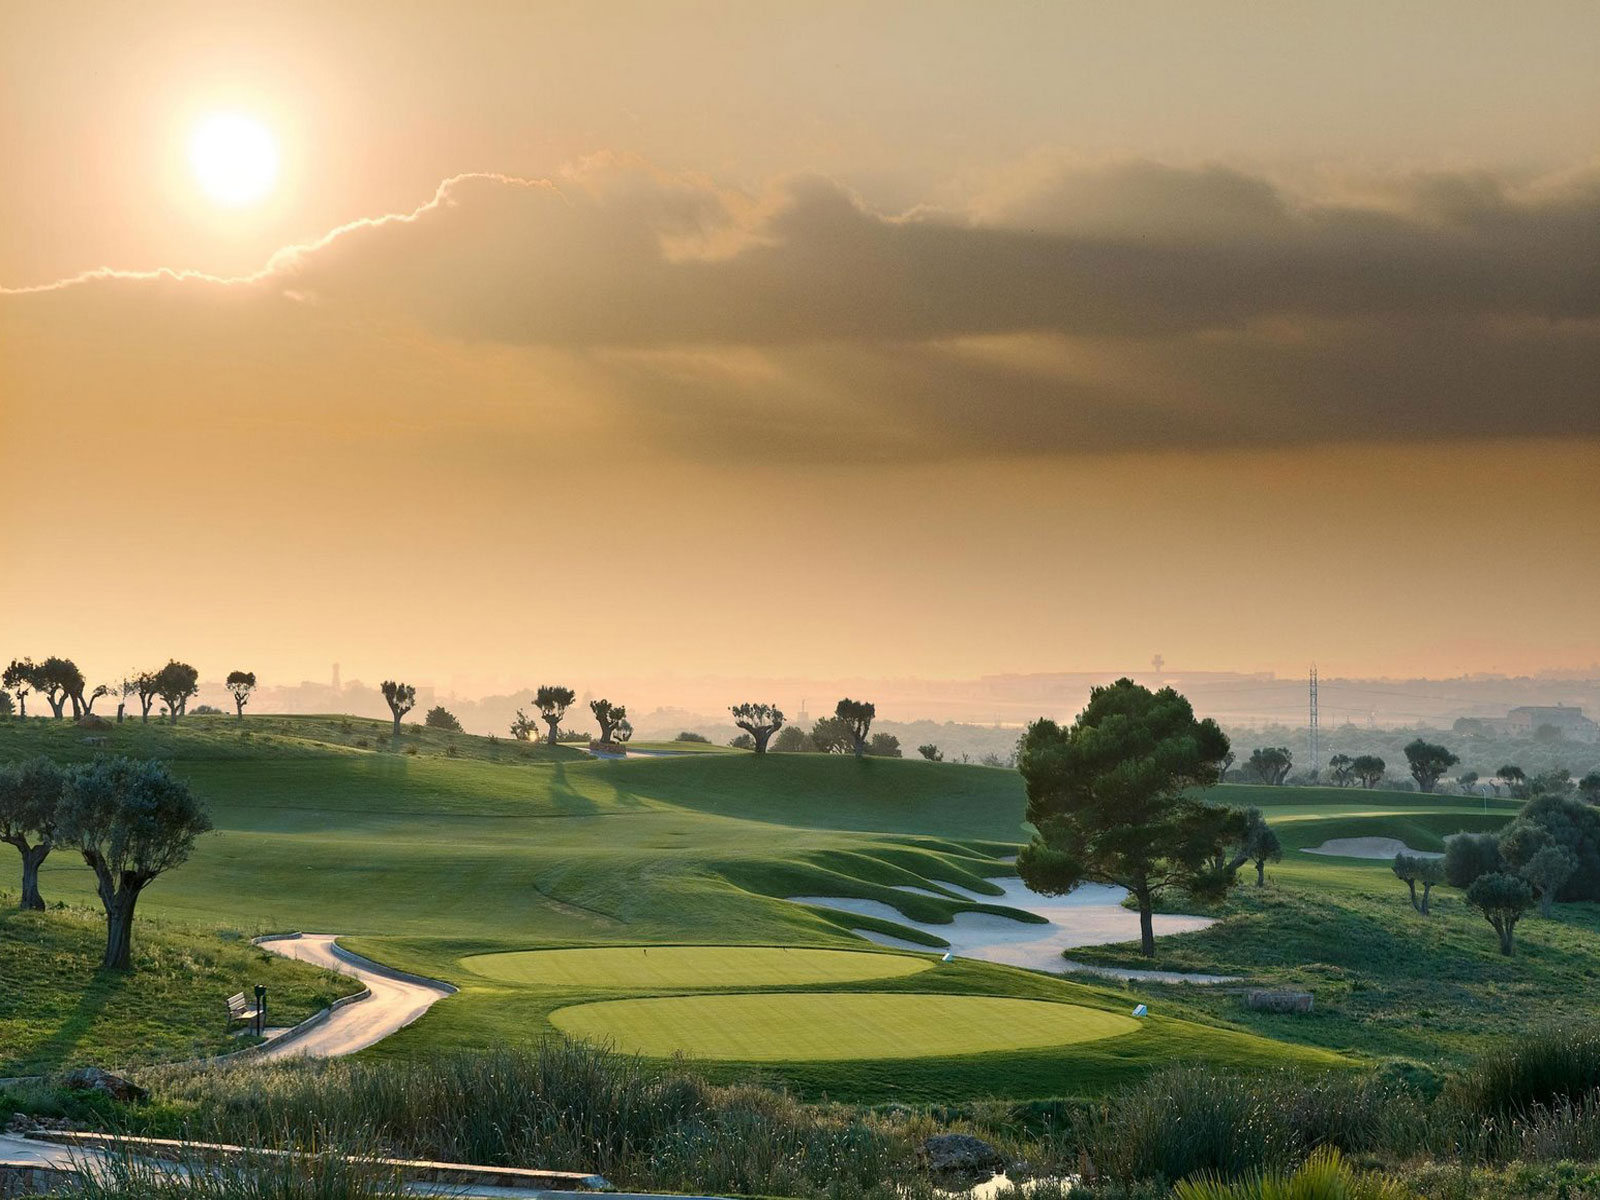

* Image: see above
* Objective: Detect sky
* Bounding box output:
[2,1,1597,698]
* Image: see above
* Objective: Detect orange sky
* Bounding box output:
[3,1,1598,695]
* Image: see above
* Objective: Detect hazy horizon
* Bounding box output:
[4,1,1597,686]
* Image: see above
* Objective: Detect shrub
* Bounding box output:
[1444,832,1503,889]
[424,707,462,732]
[1085,1066,1422,1185]
[1172,1146,1408,1200]
[1450,1026,1600,1118]
[674,731,710,743]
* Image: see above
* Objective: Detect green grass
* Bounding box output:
[1,715,1550,1100]
[547,992,1141,1060]
[460,944,934,988]
[0,902,357,1075]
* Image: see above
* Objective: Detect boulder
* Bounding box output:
[920,1133,1004,1175]
[61,1066,147,1103]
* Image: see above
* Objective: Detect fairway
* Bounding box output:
[463,944,933,988]
[548,992,1141,1060]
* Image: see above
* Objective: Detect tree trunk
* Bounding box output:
[16,694,24,718]
[102,888,141,970]
[753,728,772,754]
[20,844,49,911]
[392,711,403,738]
[1421,882,1433,915]
[235,697,245,718]
[1255,859,1266,887]
[117,702,125,723]
[1137,890,1155,957]
[1405,879,1418,910]
[545,718,560,746]
[47,694,66,719]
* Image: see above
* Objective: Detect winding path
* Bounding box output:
[253,935,455,1058]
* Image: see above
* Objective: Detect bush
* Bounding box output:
[424,707,463,732]
[1444,832,1503,889]
[1085,1066,1422,1185]
[674,731,710,743]
[1172,1146,1408,1200]
[1450,1026,1600,1118]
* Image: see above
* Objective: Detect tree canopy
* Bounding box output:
[1351,755,1387,788]
[380,680,417,736]
[1403,739,1459,794]
[834,699,876,758]
[1246,746,1293,786]
[0,757,66,911]
[225,670,257,718]
[730,703,785,754]
[153,660,200,723]
[57,757,212,969]
[1017,678,1239,957]
[535,685,577,744]
[590,698,627,744]
[1465,872,1533,956]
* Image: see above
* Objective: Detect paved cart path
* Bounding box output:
[254,934,455,1058]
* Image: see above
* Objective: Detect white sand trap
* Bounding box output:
[789,875,1220,977]
[1303,837,1442,860]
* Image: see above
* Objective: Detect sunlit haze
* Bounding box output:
[2,0,1597,701]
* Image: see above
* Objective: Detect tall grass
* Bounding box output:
[1446,1025,1600,1118]
[1084,1066,1425,1184]
[140,1040,916,1198]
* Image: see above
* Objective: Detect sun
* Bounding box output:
[189,112,279,207]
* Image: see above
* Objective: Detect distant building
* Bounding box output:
[1479,705,1599,743]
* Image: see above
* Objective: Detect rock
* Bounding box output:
[920,1133,1004,1175]
[6,1113,78,1134]
[61,1067,147,1103]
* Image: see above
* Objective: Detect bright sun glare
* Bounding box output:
[189,112,279,207]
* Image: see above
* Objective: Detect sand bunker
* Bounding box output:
[1302,837,1441,860]
[789,875,1220,976]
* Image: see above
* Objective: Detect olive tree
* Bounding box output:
[154,660,200,723]
[535,685,576,745]
[1018,678,1240,958]
[57,758,212,969]
[729,703,785,755]
[1233,808,1282,886]
[0,757,66,910]
[1246,747,1293,786]
[1465,872,1533,955]
[590,698,627,745]
[918,743,943,762]
[226,670,257,718]
[1352,755,1387,789]
[1404,739,1459,794]
[834,698,876,758]
[1392,852,1445,914]
[380,680,416,737]
[1522,845,1577,918]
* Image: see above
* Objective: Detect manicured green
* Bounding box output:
[462,944,933,988]
[548,992,1140,1060]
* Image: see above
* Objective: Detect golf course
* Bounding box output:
[0,713,1574,1104]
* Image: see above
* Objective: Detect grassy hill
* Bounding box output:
[1,714,1574,1101]
[0,902,355,1075]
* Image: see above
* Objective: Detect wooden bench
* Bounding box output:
[226,991,261,1026]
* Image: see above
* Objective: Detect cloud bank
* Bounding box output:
[6,156,1598,460]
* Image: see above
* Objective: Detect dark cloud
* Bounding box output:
[6,158,1599,460]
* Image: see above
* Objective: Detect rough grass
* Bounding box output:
[0,903,356,1075]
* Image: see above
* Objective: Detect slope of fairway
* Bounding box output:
[463,945,933,988]
[548,992,1140,1061]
